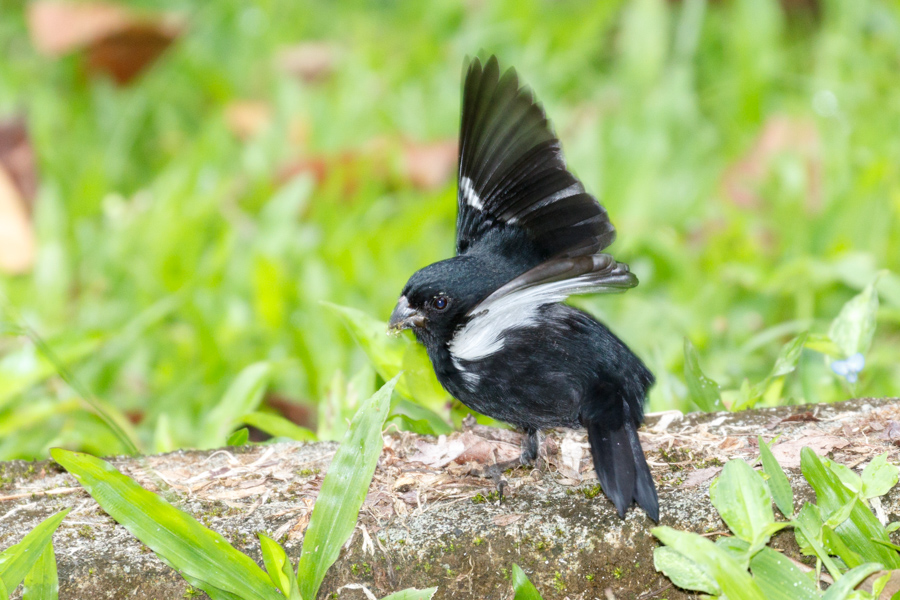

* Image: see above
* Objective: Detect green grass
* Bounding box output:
[1,0,899,460]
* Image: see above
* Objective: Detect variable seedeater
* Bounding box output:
[389,56,658,521]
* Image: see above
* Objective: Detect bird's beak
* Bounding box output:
[388,296,425,334]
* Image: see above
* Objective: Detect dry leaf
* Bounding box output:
[770,435,850,468]
[721,116,821,212]
[27,1,183,85]
[0,116,38,209]
[276,42,337,83]
[491,513,524,526]
[403,139,457,190]
[86,22,181,85]
[559,436,586,481]
[680,466,722,488]
[0,167,35,274]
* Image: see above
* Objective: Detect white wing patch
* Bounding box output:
[460,176,484,211]
[448,275,600,363]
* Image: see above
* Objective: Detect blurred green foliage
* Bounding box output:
[1,0,899,460]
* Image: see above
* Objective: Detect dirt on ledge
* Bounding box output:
[1,397,898,600]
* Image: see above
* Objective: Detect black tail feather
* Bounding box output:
[585,416,659,522]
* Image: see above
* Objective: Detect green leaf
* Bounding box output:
[203,361,272,447]
[709,459,775,546]
[683,338,723,412]
[861,453,899,500]
[759,435,794,518]
[822,563,884,600]
[226,428,249,446]
[793,502,844,579]
[50,449,281,600]
[827,460,862,495]
[239,412,317,442]
[0,509,69,594]
[828,277,880,358]
[380,588,438,600]
[323,304,452,426]
[322,303,405,383]
[23,543,58,600]
[749,546,818,600]
[0,577,7,599]
[390,398,453,436]
[296,376,398,600]
[0,337,101,410]
[801,448,900,569]
[652,527,766,599]
[824,497,858,529]
[258,535,300,600]
[653,546,721,595]
[804,334,842,358]
[511,564,544,600]
[769,334,807,378]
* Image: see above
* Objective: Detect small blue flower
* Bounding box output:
[831,352,865,384]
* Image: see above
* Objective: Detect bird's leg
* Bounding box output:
[520,427,540,465]
[469,428,542,503]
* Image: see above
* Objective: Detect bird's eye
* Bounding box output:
[432,296,449,310]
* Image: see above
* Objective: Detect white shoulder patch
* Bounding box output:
[460,176,483,211]
[448,276,592,362]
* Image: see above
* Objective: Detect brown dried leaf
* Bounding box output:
[0,116,38,208]
[770,435,850,468]
[276,42,337,83]
[403,139,457,190]
[491,513,524,527]
[721,116,821,212]
[886,421,900,447]
[454,431,520,465]
[28,1,132,56]
[85,21,181,85]
[680,466,722,488]
[0,166,35,274]
[27,1,183,85]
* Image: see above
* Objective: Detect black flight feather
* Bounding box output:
[456,56,615,261]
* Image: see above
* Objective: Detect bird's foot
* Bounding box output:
[520,427,541,466]
[470,458,521,502]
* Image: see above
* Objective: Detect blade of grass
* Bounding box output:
[511,564,544,600]
[748,546,818,600]
[296,375,399,600]
[709,459,775,547]
[239,411,316,441]
[50,449,281,600]
[653,546,721,595]
[652,526,766,600]
[203,361,272,448]
[23,543,58,600]
[683,338,724,411]
[801,447,900,568]
[821,563,883,600]
[258,535,300,600]
[759,436,794,518]
[0,509,68,594]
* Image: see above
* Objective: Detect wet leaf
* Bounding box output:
[511,564,544,600]
[653,546,721,595]
[296,376,398,600]
[683,338,723,411]
[828,276,880,359]
[51,449,281,600]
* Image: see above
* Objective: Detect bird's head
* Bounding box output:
[389,256,495,348]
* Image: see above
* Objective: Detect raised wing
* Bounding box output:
[455,56,615,260]
[449,254,637,362]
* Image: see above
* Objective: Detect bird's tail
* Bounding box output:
[584,408,659,522]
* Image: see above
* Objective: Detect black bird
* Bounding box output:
[388,56,658,521]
